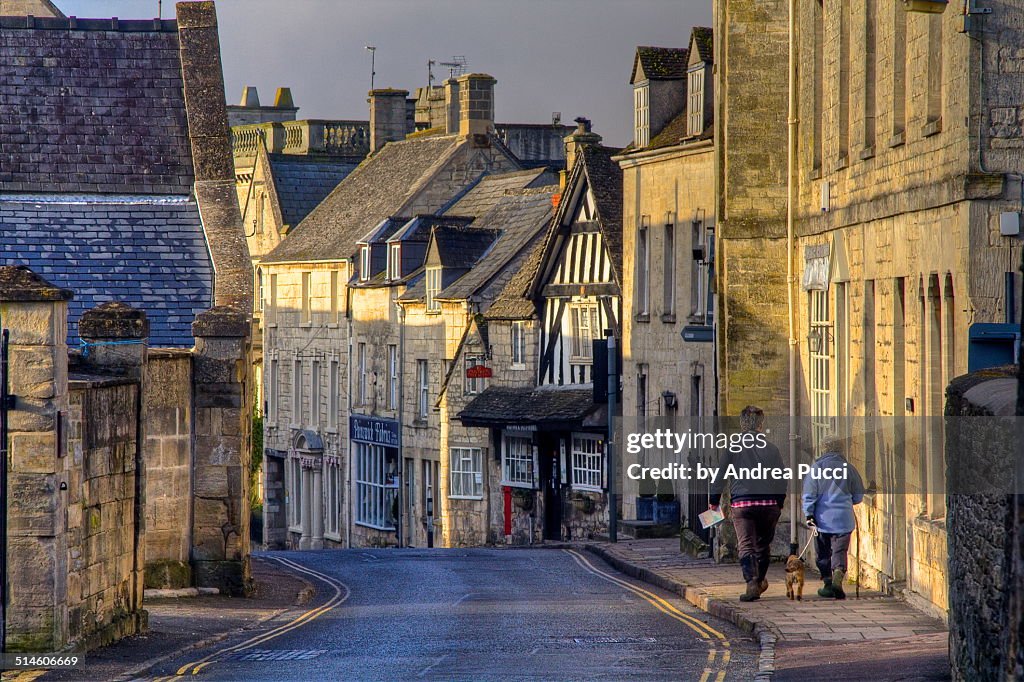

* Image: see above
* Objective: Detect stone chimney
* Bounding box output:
[563,117,602,173]
[443,78,461,134]
[456,73,496,137]
[274,87,294,109]
[240,86,259,107]
[369,88,410,152]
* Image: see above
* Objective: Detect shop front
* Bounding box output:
[350,414,401,546]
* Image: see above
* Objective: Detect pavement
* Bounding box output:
[584,538,951,681]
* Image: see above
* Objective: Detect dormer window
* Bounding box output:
[426,266,442,312]
[634,84,650,147]
[388,243,402,280]
[687,65,705,137]
[359,245,371,282]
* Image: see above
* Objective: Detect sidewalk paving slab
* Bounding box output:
[583,538,950,681]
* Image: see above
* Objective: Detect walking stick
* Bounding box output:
[855,509,861,599]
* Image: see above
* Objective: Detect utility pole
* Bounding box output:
[365,46,377,91]
[607,331,618,543]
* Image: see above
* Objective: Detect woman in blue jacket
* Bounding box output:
[802,436,864,599]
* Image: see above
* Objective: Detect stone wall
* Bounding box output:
[143,350,193,589]
[946,365,1019,681]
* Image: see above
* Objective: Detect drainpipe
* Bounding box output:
[396,300,406,548]
[787,0,800,555]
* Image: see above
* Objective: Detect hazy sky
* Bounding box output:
[56,1,712,146]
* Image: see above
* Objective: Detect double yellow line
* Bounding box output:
[150,556,350,680]
[565,549,731,682]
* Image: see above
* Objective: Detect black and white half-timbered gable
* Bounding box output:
[532,143,623,387]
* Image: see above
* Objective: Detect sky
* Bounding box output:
[55,0,712,146]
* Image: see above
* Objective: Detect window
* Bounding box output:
[268,359,278,422]
[892,2,907,141]
[417,360,429,418]
[464,354,485,395]
[502,433,535,488]
[924,274,949,518]
[812,0,824,169]
[571,434,604,491]
[510,321,526,367]
[329,360,339,428]
[311,360,321,427]
[809,289,832,448]
[326,459,341,537]
[636,217,650,316]
[926,13,943,128]
[449,447,483,499]
[268,273,278,325]
[355,442,397,530]
[637,364,649,424]
[634,85,649,147]
[570,304,600,363]
[426,266,442,312]
[688,66,704,136]
[838,0,850,161]
[292,359,303,425]
[388,345,399,410]
[388,243,401,281]
[287,457,302,530]
[691,221,706,319]
[863,0,877,152]
[358,343,367,406]
[256,268,265,312]
[330,270,340,323]
[663,221,675,316]
[359,245,371,282]
[301,271,312,324]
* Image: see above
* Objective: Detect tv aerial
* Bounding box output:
[440,56,468,79]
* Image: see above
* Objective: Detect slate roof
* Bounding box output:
[579,145,624,281]
[631,46,689,83]
[267,155,360,228]
[0,198,214,347]
[431,226,500,268]
[691,27,714,64]
[261,135,467,263]
[484,237,545,320]
[458,386,599,427]
[0,18,195,194]
[447,168,553,219]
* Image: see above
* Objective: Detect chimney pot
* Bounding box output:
[274,87,295,109]
[369,88,411,152]
[240,86,260,108]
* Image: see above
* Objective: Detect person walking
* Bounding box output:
[709,406,787,602]
[802,435,865,599]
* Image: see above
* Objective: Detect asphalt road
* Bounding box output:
[146,548,758,682]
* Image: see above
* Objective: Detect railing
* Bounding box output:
[232,120,370,159]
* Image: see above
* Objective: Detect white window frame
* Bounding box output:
[268,358,278,423]
[359,245,371,282]
[634,84,649,147]
[328,360,339,429]
[464,354,485,395]
[287,457,303,531]
[330,270,340,323]
[688,65,705,137]
[358,342,367,406]
[501,433,536,489]
[417,360,429,418]
[571,434,604,492]
[663,221,675,315]
[510,320,526,368]
[355,442,397,530]
[388,344,399,410]
[268,273,278,325]
[256,267,265,312]
[301,271,312,324]
[691,221,706,320]
[449,447,483,499]
[636,216,650,316]
[809,288,832,449]
[426,266,442,312]
[388,243,402,281]
[570,303,600,363]
[325,459,341,539]
[311,360,321,428]
[292,359,303,426]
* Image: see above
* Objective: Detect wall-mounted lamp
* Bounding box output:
[903,0,947,12]
[661,391,678,410]
[806,325,833,355]
[692,244,707,264]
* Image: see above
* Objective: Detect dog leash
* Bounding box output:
[797,524,818,560]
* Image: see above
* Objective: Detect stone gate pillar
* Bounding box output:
[0,266,72,651]
[191,307,252,596]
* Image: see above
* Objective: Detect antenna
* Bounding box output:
[428,60,436,88]
[365,45,377,91]
[439,55,468,79]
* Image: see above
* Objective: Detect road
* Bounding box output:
[143,548,758,681]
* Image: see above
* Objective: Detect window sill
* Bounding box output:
[888,131,905,148]
[425,310,442,316]
[635,313,650,324]
[354,521,397,532]
[299,322,313,329]
[572,485,603,494]
[913,514,946,532]
[324,427,339,435]
[413,419,429,428]
[265,322,278,328]
[324,532,342,543]
[858,145,875,161]
[288,525,303,534]
[921,118,942,138]
[501,481,535,490]
[509,363,527,371]
[569,358,594,365]
[809,168,822,181]
[448,495,484,501]
[327,323,340,329]
[660,313,677,324]
[288,424,303,431]
[832,155,848,172]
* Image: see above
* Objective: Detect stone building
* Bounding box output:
[459,125,624,543]
[716,0,1024,619]
[0,1,254,650]
[258,74,542,549]
[615,31,717,538]
[0,0,63,16]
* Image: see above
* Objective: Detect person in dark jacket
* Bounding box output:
[710,406,787,602]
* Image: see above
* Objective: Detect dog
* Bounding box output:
[784,554,805,601]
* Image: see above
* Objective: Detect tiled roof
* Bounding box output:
[631,46,689,83]
[458,386,599,427]
[261,134,466,263]
[691,27,714,64]
[431,226,500,269]
[580,145,624,279]
[267,155,360,228]
[0,198,213,347]
[447,168,553,219]
[485,237,544,320]
[0,18,195,194]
